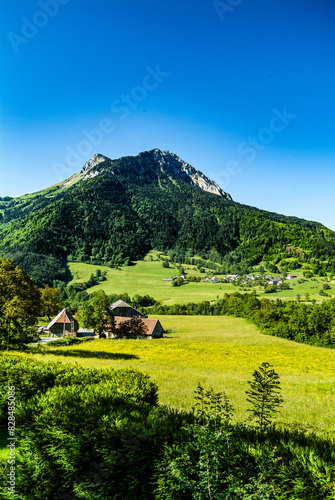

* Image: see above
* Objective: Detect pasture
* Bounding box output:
[26,315,335,433]
[67,252,335,305]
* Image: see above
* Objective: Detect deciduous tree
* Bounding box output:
[40,285,62,320]
[0,259,41,346]
[113,318,148,339]
[80,290,113,338]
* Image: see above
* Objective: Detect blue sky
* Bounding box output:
[1,0,335,229]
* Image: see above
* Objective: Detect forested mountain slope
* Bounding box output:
[0,149,334,284]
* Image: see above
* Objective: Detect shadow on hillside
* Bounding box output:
[39,349,139,361]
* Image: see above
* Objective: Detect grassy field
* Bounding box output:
[21,315,335,433]
[67,251,335,305]
[67,254,233,305]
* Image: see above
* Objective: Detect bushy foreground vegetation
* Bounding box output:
[1,355,335,499]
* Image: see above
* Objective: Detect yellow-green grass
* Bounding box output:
[15,315,335,434]
[67,252,335,305]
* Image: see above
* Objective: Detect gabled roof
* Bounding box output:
[47,308,79,330]
[111,300,132,308]
[110,300,143,316]
[114,317,163,336]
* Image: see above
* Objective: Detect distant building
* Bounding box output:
[47,309,79,337]
[226,274,239,282]
[287,274,298,280]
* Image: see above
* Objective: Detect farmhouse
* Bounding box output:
[46,308,79,337]
[110,300,143,318]
[106,317,164,339]
[287,274,298,279]
[107,300,164,339]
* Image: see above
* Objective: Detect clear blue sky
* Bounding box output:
[1,0,335,229]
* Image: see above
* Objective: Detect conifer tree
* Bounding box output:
[246,362,283,430]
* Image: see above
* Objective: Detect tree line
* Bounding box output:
[150,292,335,348]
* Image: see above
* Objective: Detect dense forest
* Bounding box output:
[0,151,334,284]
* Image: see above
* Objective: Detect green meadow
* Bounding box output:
[25,315,335,433]
[67,251,335,305]
[67,255,233,305]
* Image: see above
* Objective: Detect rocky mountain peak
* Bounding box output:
[78,149,231,200]
[81,153,111,174]
[139,149,232,199]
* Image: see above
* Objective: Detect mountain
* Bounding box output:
[0,149,334,285]
[78,150,232,199]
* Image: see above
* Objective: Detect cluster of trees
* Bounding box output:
[264,282,290,293]
[0,249,66,287]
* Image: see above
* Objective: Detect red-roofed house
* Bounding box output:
[106,316,164,339]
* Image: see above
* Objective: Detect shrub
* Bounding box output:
[155,385,280,499]
[0,355,158,426]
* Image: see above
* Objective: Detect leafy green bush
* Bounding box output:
[0,355,158,426]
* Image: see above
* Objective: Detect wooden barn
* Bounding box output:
[110,300,143,318]
[47,309,79,337]
[106,316,164,339]
[104,300,164,339]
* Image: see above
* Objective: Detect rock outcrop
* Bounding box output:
[79,149,232,200]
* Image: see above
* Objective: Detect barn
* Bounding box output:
[106,316,164,339]
[47,309,79,337]
[110,300,143,318]
[105,300,164,339]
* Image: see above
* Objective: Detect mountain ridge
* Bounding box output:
[63,149,232,200]
[0,149,334,285]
